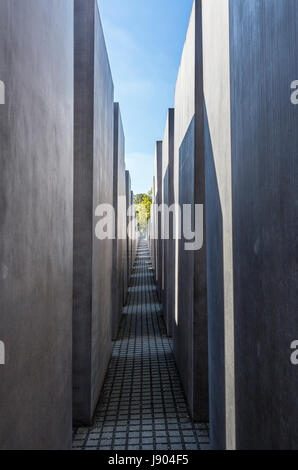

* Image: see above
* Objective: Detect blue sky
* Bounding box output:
[98,0,194,195]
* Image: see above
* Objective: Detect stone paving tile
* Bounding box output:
[73,240,210,450]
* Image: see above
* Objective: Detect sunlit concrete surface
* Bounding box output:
[154,142,163,302]
[112,103,127,339]
[173,0,209,424]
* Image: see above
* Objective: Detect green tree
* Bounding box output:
[134,194,144,205]
[134,190,152,233]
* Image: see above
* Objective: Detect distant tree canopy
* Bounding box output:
[134,190,152,233]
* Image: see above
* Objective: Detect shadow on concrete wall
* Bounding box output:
[204,103,226,450]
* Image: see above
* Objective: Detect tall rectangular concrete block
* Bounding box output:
[150,176,156,274]
[0,0,73,449]
[131,191,135,272]
[122,175,128,307]
[112,103,126,339]
[130,192,139,268]
[154,141,163,302]
[125,171,132,285]
[73,0,114,425]
[203,0,298,449]
[173,0,209,422]
[162,109,175,336]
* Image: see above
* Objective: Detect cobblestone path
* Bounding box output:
[73,240,210,450]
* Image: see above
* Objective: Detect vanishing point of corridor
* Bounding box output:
[73,240,210,451]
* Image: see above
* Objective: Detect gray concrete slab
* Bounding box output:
[162,109,175,337]
[150,176,156,275]
[203,0,298,449]
[154,142,163,303]
[202,0,235,449]
[174,0,208,423]
[230,0,298,450]
[0,0,73,449]
[125,171,132,286]
[131,194,139,268]
[73,0,113,425]
[131,191,135,271]
[112,103,126,339]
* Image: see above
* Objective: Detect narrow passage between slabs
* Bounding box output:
[73,239,210,450]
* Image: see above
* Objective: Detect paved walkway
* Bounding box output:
[73,240,209,450]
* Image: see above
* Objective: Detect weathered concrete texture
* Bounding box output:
[203,0,298,450]
[0,0,73,449]
[122,180,128,307]
[204,107,226,449]
[154,141,163,302]
[202,0,235,449]
[229,0,298,450]
[112,103,126,339]
[174,0,208,423]
[162,109,175,337]
[125,187,138,276]
[150,176,156,274]
[73,0,113,425]
[125,171,132,286]
[131,191,136,270]
[132,193,139,268]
